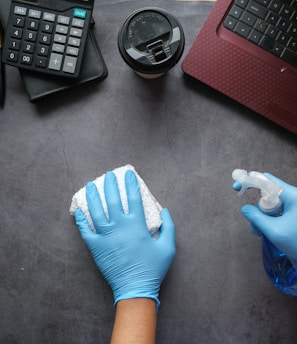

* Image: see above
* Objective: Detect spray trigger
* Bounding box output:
[232,169,283,213]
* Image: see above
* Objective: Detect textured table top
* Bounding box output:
[1,1,297,343]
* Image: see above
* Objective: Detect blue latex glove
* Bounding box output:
[233,173,297,260]
[74,170,176,308]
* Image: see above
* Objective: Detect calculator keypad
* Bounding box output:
[3,2,93,78]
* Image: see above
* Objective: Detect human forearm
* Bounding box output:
[110,298,157,344]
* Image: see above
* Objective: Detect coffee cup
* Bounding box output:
[118,7,185,79]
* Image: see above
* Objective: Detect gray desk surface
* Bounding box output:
[1,1,297,343]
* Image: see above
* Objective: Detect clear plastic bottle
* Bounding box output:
[232,169,297,295]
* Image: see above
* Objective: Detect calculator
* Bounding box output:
[2,0,94,78]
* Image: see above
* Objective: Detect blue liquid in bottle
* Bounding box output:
[261,235,297,295]
[260,205,297,295]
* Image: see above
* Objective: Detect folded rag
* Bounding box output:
[69,164,163,235]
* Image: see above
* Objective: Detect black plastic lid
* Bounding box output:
[118,7,185,75]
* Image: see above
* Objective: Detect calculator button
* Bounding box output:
[25,31,37,42]
[72,18,85,28]
[7,51,18,62]
[70,28,82,38]
[56,25,69,35]
[13,17,25,27]
[21,54,33,65]
[27,19,39,31]
[11,28,23,39]
[74,8,87,19]
[23,42,35,53]
[66,46,79,56]
[58,15,70,25]
[52,43,65,53]
[43,12,56,22]
[68,37,80,47]
[54,34,66,44]
[49,53,63,70]
[37,45,49,56]
[63,56,77,73]
[41,22,54,33]
[35,57,47,68]
[29,9,41,19]
[9,39,21,51]
[40,34,51,45]
[14,6,27,16]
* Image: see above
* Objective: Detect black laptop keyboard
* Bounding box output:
[224,0,297,67]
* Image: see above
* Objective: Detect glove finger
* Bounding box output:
[104,171,124,220]
[242,205,278,241]
[158,208,176,254]
[125,170,145,219]
[86,182,109,233]
[75,209,94,237]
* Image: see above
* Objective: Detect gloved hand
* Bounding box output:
[74,170,176,308]
[233,173,297,260]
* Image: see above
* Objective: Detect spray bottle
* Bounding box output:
[232,169,297,295]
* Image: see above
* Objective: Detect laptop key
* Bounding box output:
[234,22,251,38]
[259,35,275,51]
[266,12,280,25]
[281,48,297,67]
[280,6,294,18]
[272,42,284,56]
[288,38,297,52]
[229,5,243,19]
[247,1,268,19]
[266,25,279,39]
[288,24,297,38]
[268,0,283,13]
[224,16,237,30]
[254,19,267,33]
[249,29,262,44]
[241,12,257,26]
[277,32,290,45]
[277,17,290,31]
[235,0,249,9]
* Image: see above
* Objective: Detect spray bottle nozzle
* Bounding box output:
[232,169,283,213]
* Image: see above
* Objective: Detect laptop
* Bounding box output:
[182,0,297,134]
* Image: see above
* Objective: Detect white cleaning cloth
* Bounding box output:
[69,164,163,234]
